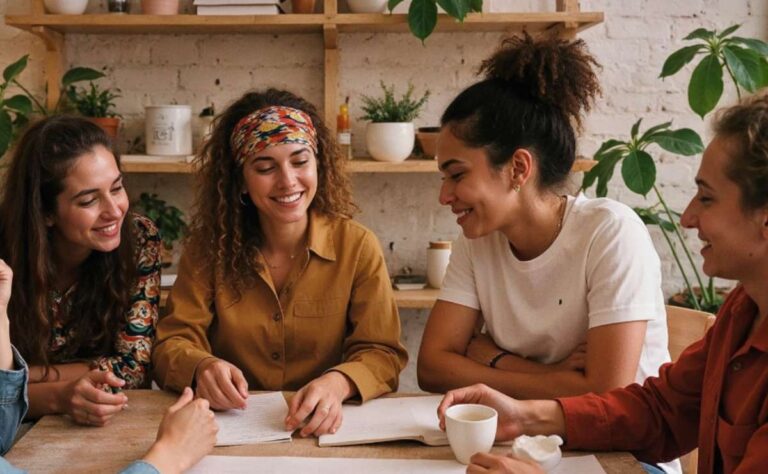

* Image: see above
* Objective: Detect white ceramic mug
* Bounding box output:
[145,105,192,156]
[445,404,498,465]
[427,241,451,289]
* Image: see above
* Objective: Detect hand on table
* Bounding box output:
[143,387,218,474]
[285,371,355,437]
[467,452,545,474]
[437,384,527,442]
[60,369,128,426]
[194,358,249,410]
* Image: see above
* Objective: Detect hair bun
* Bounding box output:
[479,32,601,128]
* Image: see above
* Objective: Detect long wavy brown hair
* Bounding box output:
[187,89,356,294]
[0,116,136,368]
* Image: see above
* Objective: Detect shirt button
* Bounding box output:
[272,312,282,322]
[271,352,280,361]
[732,362,742,371]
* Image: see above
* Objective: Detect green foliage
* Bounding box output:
[360,81,430,123]
[660,24,768,118]
[0,54,106,158]
[388,0,482,42]
[67,81,121,118]
[133,193,187,248]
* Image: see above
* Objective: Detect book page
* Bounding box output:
[318,395,448,446]
[214,392,293,446]
[552,455,607,474]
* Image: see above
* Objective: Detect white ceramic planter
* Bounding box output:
[366,122,415,163]
[44,0,88,14]
[145,105,192,156]
[347,0,387,13]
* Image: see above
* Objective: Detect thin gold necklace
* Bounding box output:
[554,195,567,240]
[261,242,306,269]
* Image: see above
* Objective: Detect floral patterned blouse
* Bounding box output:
[49,214,161,389]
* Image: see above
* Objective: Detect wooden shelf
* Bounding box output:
[121,155,596,174]
[6,11,603,36]
[159,287,438,310]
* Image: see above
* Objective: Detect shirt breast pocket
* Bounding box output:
[294,297,348,319]
[717,415,757,458]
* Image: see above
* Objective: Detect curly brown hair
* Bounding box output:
[186,89,356,293]
[442,32,602,188]
[713,92,768,212]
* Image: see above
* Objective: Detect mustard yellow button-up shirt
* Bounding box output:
[152,213,408,402]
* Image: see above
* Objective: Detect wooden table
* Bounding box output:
[6,390,644,473]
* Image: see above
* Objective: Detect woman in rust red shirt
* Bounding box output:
[437,93,768,474]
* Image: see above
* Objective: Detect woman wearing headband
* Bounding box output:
[152,89,407,437]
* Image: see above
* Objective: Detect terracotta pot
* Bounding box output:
[88,117,121,141]
[141,0,179,15]
[416,126,439,159]
[667,287,729,312]
[292,0,316,14]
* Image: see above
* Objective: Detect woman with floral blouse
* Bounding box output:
[0,116,160,426]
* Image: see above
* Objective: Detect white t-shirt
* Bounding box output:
[439,194,670,384]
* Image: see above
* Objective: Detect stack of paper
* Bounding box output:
[214,392,293,446]
[194,0,283,16]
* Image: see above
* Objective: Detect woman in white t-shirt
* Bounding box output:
[418,34,671,401]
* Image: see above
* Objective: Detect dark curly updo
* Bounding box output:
[441,33,602,189]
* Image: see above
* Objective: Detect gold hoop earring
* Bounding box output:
[239,192,249,206]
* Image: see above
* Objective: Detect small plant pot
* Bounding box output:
[141,0,179,15]
[416,126,440,159]
[108,0,130,13]
[88,117,121,141]
[292,0,317,13]
[44,0,88,14]
[347,0,387,13]
[366,122,415,163]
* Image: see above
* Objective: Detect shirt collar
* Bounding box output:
[307,210,337,262]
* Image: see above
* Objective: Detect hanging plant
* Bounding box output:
[388,0,483,42]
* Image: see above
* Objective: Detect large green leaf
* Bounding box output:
[725,46,768,89]
[437,0,469,20]
[639,121,672,143]
[4,94,33,115]
[650,128,704,156]
[630,118,642,139]
[0,110,12,157]
[469,0,482,12]
[409,0,438,42]
[622,149,656,196]
[388,0,405,12]
[660,45,705,78]
[61,67,104,87]
[729,36,768,56]
[684,28,715,41]
[593,138,625,159]
[634,207,677,232]
[717,24,740,39]
[3,55,28,83]
[581,148,623,197]
[689,54,723,118]
[723,46,758,92]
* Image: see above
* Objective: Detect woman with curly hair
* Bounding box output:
[153,89,407,437]
[0,116,161,426]
[418,34,671,417]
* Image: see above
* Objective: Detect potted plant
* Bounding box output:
[133,192,187,267]
[416,126,439,159]
[0,55,105,159]
[348,0,387,13]
[388,0,483,42]
[361,81,430,163]
[581,24,768,313]
[67,79,122,139]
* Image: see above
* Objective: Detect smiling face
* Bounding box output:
[242,142,318,227]
[681,135,768,281]
[49,145,128,262]
[437,128,517,239]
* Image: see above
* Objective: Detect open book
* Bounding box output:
[318,395,448,447]
[215,392,293,446]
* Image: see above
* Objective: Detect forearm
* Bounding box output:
[520,399,567,437]
[419,349,598,399]
[495,353,565,374]
[28,362,90,383]
[0,316,11,371]
[26,380,68,418]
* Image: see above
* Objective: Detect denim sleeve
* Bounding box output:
[0,456,26,473]
[118,461,160,474]
[0,347,29,456]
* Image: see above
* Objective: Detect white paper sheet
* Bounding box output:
[214,392,293,446]
[187,455,608,473]
[318,395,448,446]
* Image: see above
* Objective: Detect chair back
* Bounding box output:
[665,305,717,474]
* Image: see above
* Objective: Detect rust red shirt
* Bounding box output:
[559,285,768,473]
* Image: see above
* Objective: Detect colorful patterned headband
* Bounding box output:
[230,106,318,165]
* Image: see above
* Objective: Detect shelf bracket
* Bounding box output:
[323,23,339,133]
[555,0,579,38]
[30,26,65,111]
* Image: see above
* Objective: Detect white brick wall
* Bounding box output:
[2,0,766,391]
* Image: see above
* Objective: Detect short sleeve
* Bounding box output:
[438,235,480,310]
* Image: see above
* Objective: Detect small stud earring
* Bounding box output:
[513,184,521,193]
